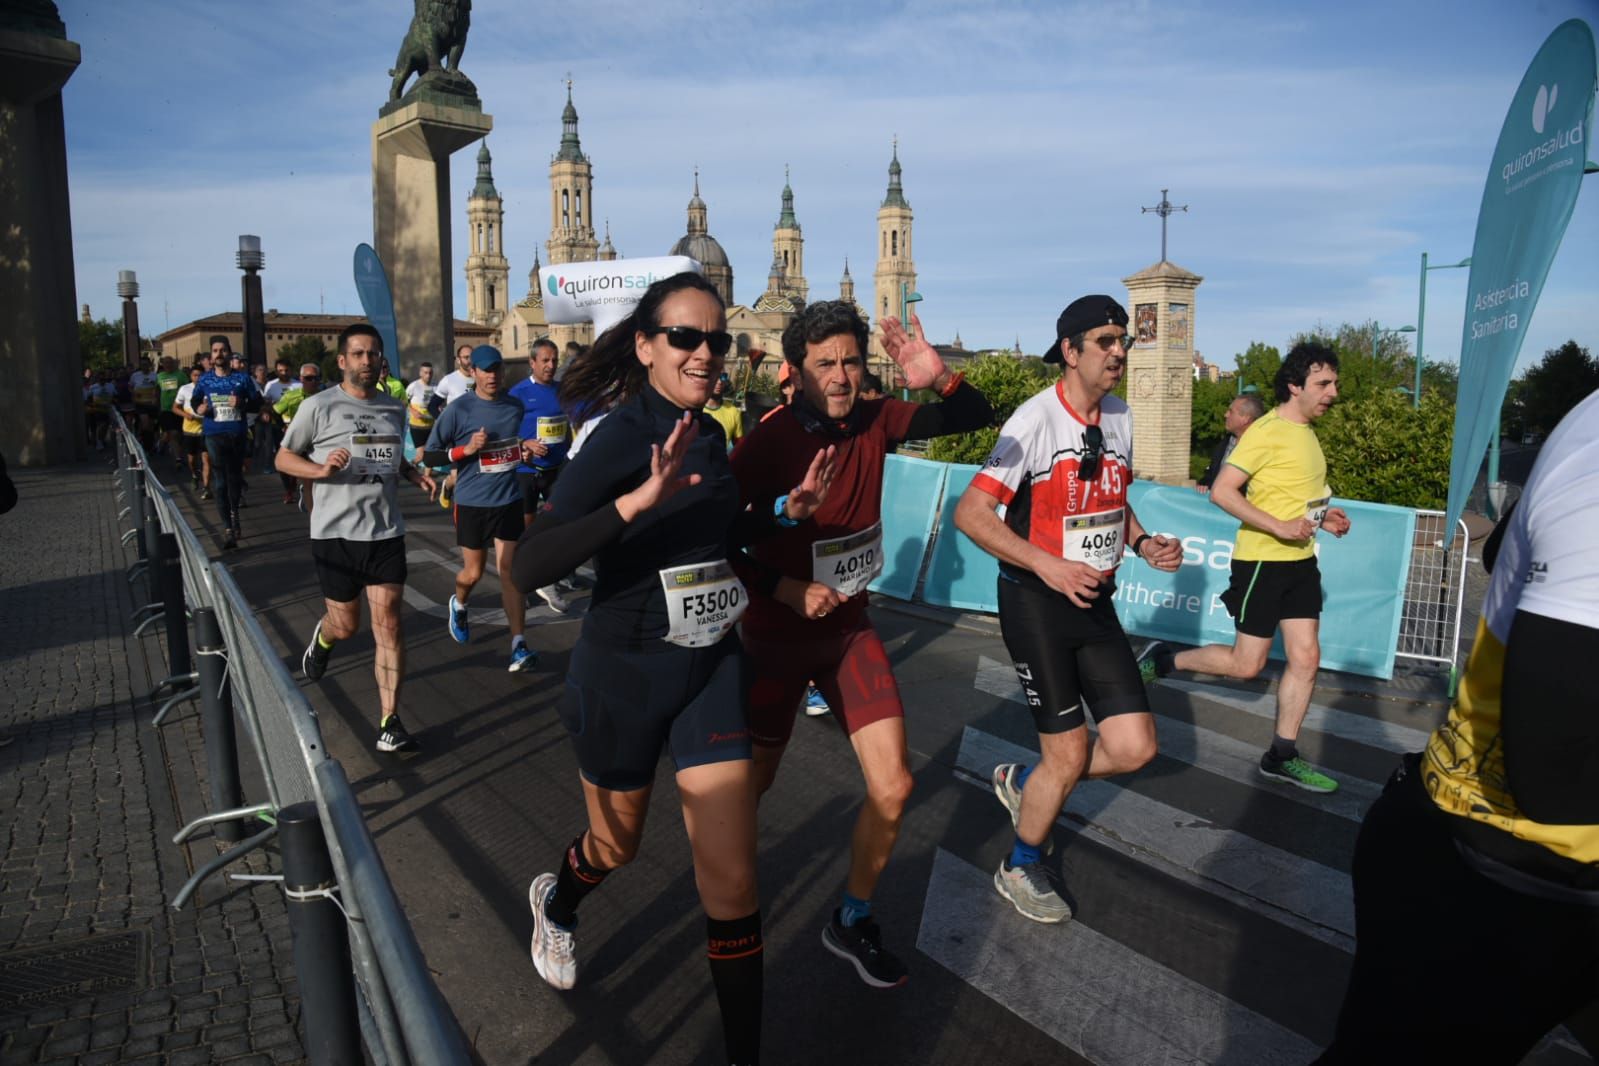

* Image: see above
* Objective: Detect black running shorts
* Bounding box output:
[181,433,204,457]
[453,501,523,550]
[311,535,407,603]
[996,574,1148,734]
[516,466,562,515]
[158,411,181,432]
[1221,557,1322,639]
[408,425,431,450]
[560,632,750,791]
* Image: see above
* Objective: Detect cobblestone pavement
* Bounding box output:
[0,458,306,1066]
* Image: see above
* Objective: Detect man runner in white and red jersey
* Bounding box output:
[731,299,992,988]
[954,294,1184,925]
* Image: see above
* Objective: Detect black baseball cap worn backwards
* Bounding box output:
[1043,295,1129,364]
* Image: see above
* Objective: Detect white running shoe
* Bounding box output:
[528,873,577,990]
[993,860,1073,924]
[536,585,570,613]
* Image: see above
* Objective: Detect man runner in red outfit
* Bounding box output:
[731,300,992,988]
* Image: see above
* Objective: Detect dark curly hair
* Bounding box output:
[781,300,870,368]
[558,272,724,425]
[1275,341,1340,403]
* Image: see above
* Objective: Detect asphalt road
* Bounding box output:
[160,452,1589,1066]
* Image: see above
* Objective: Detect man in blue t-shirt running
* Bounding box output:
[508,337,573,613]
[422,345,538,673]
[190,336,261,549]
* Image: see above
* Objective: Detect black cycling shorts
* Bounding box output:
[1221,557,1322,639]
[516,465,562,515]
[453,501,523,550]
[560,632,750,791]
[996,574,1148,734]
[311,536,408,603]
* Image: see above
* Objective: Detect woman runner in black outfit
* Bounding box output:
[512,272,832,1066]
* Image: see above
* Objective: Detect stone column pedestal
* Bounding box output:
[371,101,492,379]
[1123,260,1203,485]
[0,26,83,466]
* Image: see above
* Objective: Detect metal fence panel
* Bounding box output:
[1395,510,1471,680]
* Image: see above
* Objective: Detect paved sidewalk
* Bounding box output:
[0,458,305,1066]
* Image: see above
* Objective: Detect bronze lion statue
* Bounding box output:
[388,0,472,102]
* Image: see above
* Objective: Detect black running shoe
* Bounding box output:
[376,714,420,756]
[821,910,908,989]
[302,619,332,681]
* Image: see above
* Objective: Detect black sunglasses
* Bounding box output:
[1079,424,1105,482]
[644,325,734,359]
[1092,333,1135,352]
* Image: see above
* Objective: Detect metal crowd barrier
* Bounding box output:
[108,413,469,1066]
[1394,510,1472,694]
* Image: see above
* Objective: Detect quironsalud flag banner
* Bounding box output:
[352,244,401,377]
[539,256,701,334]
[1445,19,1595,539]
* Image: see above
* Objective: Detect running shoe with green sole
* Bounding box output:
[1259,754,1338,793]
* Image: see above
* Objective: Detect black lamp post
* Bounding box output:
[116,270,141,371]
[237,235,267,369]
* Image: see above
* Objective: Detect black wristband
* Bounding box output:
[1131,533,1152,557]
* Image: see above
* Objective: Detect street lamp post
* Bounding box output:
[237,235,267,370]
[116,270,141,371]
[1414,253,1471,408]
[1373,322,1416,367]
[899,282,922,400]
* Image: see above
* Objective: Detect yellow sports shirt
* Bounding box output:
[1224,409,1330,562]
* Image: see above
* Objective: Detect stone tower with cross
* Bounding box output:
[872,140,916,358]
[465,141,509,328]
[1123,189,1202,484]
[545,79,598,348]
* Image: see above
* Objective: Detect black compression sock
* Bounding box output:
[1268,734,1298,762]
[544,832,609,928]
[707,910,763,1066]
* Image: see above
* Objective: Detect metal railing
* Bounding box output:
[109,413,469,1066]
[1395,509,1472,692]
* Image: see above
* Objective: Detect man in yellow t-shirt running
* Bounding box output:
[1145,342,1351,793]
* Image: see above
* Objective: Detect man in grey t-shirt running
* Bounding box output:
[276,323,437,756]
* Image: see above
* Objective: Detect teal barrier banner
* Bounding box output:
[921,464,1001,612]
[1113,483,1416,679]
[911,476,1416,680]
[1445,19,1596,537]
[868,454,949,601]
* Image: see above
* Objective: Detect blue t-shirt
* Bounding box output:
[192,371,260,437]
[424,391,526,508]
[508,377,570,472]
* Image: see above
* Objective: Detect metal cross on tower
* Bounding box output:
[1141,188,1188,263]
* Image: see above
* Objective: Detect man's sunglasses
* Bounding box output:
[1079,424,1105,482]
[301,375,320,381]
[1091,333,1135,352]
[644,325,734,358]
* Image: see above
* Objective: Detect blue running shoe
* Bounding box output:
[509,643,537,673]
[804,684,831,717]
[448,594,469,644]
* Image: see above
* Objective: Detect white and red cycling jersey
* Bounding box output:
[969,380,1133,580]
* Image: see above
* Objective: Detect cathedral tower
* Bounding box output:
[772,166,806,304]
[873,141,916,331]
[465,141,509,328]
[546,81,598,267]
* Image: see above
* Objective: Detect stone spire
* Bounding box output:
[882,137,908,209]
[555,79,585,163]
[472,140,498,199]
[598,219,616,261]
[687,168,708,235]
[526,250,543,305]
[777,164,798,228]
[839,258,855,303]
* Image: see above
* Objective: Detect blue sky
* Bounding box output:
[59,0,1597,373]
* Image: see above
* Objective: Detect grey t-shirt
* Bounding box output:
[280,386,408,542]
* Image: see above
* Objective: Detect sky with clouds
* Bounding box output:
[59,0,1597,373]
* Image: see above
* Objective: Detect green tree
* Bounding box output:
[79,317,125,372]
[1190,376,1236,451]
[278,335,330,369]
[926,353,1054,464]
[1515,340,1598,435]
[1316,387,1453,508]
[1288,321,1413,408]
[1233,342,1281,398]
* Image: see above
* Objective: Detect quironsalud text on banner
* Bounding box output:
[537,256,702,335]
